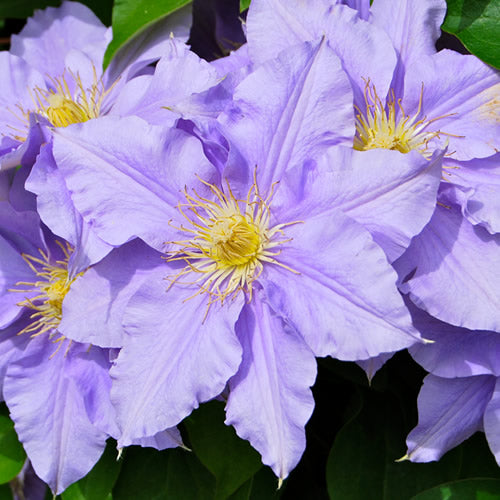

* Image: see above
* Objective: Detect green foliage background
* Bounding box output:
[0,0,499,498]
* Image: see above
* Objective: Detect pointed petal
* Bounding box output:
[260,209,421,360]
[219,39,354,194]
[3,338,108,494]
[111,265,243,445]
[406,374,495,462]
[226,294,316,480]
[395,204,500,332]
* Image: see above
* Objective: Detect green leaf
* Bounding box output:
[0,483,12,500]
[442,0,500,69]
[112,447,215,500]
[0,0,59,19]
[61,440,122,500]
[0,0,113,25]
[185,401,263,500]
[0,414,26,484]
[103,0,192,68]
[240,0,251,12]
[326,392,462,500]
[411,478,500,500]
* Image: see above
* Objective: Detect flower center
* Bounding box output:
[354,82,448,157]
[32,68,106,128]
[166,176,299,308]
[10,242,82,338]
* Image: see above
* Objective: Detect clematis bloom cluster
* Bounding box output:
[0,0,499,494]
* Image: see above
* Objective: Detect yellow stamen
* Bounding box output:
[165,174,300,310]
[32,66,108,128]
[9,241,83,341]
[5,65,114,142]
[354,81,457,157]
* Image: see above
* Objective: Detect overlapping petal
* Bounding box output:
[396,203,500,332]
[59,239,162,348]
[219,39,354,194]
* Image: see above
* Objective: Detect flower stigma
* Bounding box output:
[354,81,456,157]
[9,241,83,343]
[165,174,300,311]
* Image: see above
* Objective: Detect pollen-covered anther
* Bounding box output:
[9,241,82,339]
[165,176,300,307]
[354,81,457,157]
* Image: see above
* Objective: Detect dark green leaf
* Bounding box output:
[326,392,462,500]
[0,414,26,484]
[0,0,59,19]
[104,0,192,68]
[411,478,500,500]
[0,0,113,25]
[185,401,262,500]
[0,483,12,500]
[442,0,500,69]
[61,439,122,500]
[112,446,214,500]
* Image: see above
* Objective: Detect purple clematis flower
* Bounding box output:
[245,0,500,332]
[0,195,182,494]
[400,299,500,466]
[49,40,424,480]
[0,1,191,171]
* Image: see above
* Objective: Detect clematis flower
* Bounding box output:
[49,40,423,480]
[400,299,500,466]
[0,1,191,171]
[0,196,182,494]
[244,0,500,333]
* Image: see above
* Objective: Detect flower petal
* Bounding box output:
[111,264,243,445]
[3,338,108,494]
[260,209,421,360]
[59,239,162,348]
[226,293,316,480]
[406,374,495,462]
[219,39,353,194]
[404,50,500,161]
[396,203,500,332]
[484,379,500,466]
[408,298,500,378]
[53,116,216,251]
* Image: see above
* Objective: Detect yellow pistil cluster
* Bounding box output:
[31,67,107,128]
[165,176,299,308]
[10,241,82,340]
[354,82,449,157]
